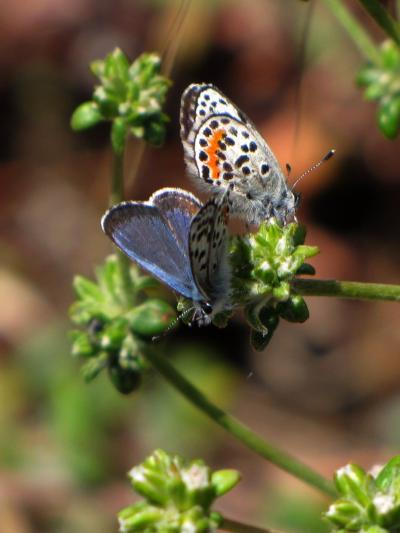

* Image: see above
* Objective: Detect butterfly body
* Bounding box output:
[101,188,231,326]
[180,83,297,226]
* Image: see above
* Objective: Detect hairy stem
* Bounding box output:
[357,0,400,47]
[292,279,400,302]
[144,348,337,498]
[110,147,135,306]
[222,517,279,533]
[323,0,381,64]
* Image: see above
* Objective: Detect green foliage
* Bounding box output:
[231,219,319,350]
[69,255,176,394]
[118,449,240,532]
[70,49,171,151]
[324,457,400,532]
[357,40,400,139]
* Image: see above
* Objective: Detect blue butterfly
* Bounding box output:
[101,188,231,325]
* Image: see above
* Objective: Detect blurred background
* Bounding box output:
[1,0,400,531]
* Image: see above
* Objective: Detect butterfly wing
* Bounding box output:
[188,192,230,304]
[101,201,203,301]
[180,84,282,190]
[149,188,202,258]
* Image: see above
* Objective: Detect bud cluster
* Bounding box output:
[69,255,176,393]
[324,457,400,532]
[230,220,319,350]
[118,449,240,532]
[357,40,400,139]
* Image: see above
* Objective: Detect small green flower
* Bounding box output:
[231,219,318,350]
[118,449,240,532]
[324,457,400,532]
[69,255,176,394]
[357,40,400,139]
[71,49,171,150]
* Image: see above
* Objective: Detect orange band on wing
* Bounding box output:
[205,129,224,180]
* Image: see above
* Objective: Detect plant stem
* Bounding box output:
[323,0,381,64]
[144,348,337,498]
[357,0,400,47]
[292,278,400,301]
[110,147,135,306]
[221,518,279,533]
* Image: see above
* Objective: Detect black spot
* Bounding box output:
[206,178,213,184]
[218,140,227,150]
[212,242,217,248]
[194,249,199,258]
[246,193,252,199]
[242,166,251,175]
[229,127,238,136]
[223,162,233,171]
[241,144,249,152]
[202,165,210,178]
[221,118,230,125]
[210,119,219,129]
[211,101,217,108]
[219,98,227,105]
[199,150,208,161]
[204,94,210,100]
[199,138,207,147]
[242,131,250,138]
[199,109,206,116]
[261,163,270,175]
[203,127,212,137]
[225,137,235,146]
[216,150,226,161]
[223,172,234,180]
[235,155,250,167]
[200,265,207,271]
[249,141,257,152]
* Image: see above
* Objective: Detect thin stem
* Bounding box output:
[110,147,135,306]
[221,517,279,533]
[357,0,400,47]
[144,348,337,498]
[323,0,381,64]
[292,278,400,302]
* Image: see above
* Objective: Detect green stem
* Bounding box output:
[110,147,135,306]
[357,0,400,47]
[144,348,337,498]
[292,278,400,301]
[222,517,278,533]
[323,0,381,64]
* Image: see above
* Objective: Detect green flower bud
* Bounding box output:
[334,464,371,506]
[127,299,176,337]
[108,363,141,394]
[211,469,241,497]
[277,295,309,323]
[378,97,400,139]
[70,101,103,130]
[324,498,364,529]
[381,40,400,70]
[118,503,164,532]
[81,353,108,382]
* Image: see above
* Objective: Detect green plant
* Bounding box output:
[69,46,400,532]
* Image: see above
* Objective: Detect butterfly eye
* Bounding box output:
[202,302,213,315]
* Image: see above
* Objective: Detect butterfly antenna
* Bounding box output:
[152,305,194,342]
[292,149,335,190]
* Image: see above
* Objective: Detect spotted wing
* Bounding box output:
[180,83,283,193]
[101,202,202,301]
[188,192,230,302]
[149,187,202,258]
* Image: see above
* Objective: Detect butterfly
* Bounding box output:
[101,188,231,326]
[180,83,298,226]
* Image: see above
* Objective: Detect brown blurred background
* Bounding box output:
[1,0,400,531]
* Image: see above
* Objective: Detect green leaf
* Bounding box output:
[375,456,400,492]
[277,295,309,323]
[70,101,103,130]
